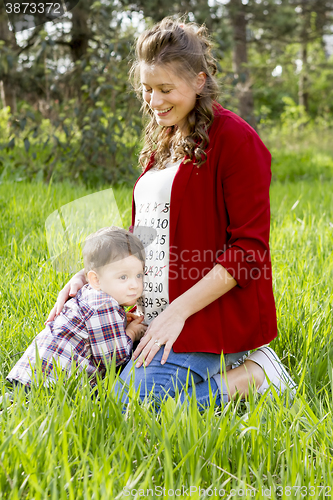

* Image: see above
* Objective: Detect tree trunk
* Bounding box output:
[228,0,256,130]
[69,1,91,106]
[298,41,309,111]
[298,0,310,112]
[0,4,19,112]
[70,1,90,62]
[2,78,17,112]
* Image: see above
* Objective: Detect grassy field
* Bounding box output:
[0,171,333,499]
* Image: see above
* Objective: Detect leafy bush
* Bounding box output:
[0,103,143,186]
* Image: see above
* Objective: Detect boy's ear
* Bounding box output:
[87,270,100,290]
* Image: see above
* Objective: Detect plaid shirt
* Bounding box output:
[7,284,132,387]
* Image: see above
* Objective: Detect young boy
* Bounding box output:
[7,227,146,389]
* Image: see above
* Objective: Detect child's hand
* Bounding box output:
[126,315,147,342]
[126,311,141,324]
[135,324,148,341]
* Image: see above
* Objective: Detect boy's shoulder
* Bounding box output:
[78,284,122,313]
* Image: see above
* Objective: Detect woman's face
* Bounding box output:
[140,63,206,135]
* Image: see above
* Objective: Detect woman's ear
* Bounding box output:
[87,270,100,290]
[196,71,207,94]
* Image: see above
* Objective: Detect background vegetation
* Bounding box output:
[0,0,333,185]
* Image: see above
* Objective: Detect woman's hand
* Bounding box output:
[132,305,186,367]
[45,269,87,323]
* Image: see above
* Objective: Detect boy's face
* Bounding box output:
[94,255,144,307]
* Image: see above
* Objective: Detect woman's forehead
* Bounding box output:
[140,62,178,85]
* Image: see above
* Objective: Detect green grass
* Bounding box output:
[1,173,333,499]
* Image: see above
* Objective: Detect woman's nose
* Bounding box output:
[149,90,163,109]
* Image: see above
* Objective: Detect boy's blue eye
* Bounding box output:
[137,273,143,278]
[120,275,127,280]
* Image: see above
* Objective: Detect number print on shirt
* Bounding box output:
[152,202,162,212]
[146,250,165,261]
[134,160,181,325]
[134,173,176,322]
[143,282,164,293]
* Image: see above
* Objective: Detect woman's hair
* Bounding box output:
[83,226,145,274]
[130,17,219,170]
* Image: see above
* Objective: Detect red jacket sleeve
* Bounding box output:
[215,133,272,288]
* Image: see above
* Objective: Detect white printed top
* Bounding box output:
[133,158,182,324]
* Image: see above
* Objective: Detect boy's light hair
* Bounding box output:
[83,226,145,274]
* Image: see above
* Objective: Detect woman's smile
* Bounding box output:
[155,106,173,116]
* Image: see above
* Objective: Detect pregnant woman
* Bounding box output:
[48,18,296,408]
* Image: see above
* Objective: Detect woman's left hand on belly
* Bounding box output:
[132,306,185,367]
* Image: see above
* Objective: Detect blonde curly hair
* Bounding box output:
[130,17,220,170]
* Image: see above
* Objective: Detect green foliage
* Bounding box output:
[1,176,333,496]
[251,38,333,123]
[260,100,333,183]
[0,91,142,187]
[0,1,333,184]
[0,1,144,186]
[0,106,11,140]
[278,97,310,130]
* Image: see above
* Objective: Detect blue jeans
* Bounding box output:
[114,348,248,410]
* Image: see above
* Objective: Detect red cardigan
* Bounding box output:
[131,104,277,353]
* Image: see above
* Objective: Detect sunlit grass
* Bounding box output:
[1,176,333,498]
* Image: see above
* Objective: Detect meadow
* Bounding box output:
[0,151,333,499]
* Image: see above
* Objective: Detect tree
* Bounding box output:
[295,0,333,111]
[227,0,256,129]
[0,1,146,185]
[243,0,333,114]
[0,3,19,112]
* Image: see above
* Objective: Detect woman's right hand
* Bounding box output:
[45,269,87,323]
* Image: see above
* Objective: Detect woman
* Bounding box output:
[48,18,296,408]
